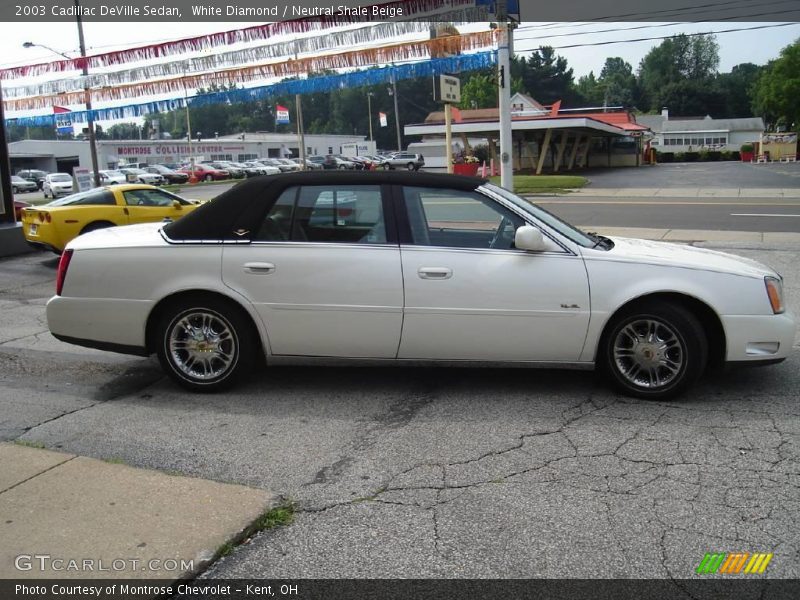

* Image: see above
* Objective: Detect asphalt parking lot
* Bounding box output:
[1,239,798,581]
[583,161,800,189]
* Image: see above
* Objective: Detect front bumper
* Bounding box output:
[722,311,797,362]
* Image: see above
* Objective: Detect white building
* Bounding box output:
[638,109,764,153]
[9,132,366,173]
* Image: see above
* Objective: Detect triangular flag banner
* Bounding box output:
[379,112,388,127]
[275,105,290,124]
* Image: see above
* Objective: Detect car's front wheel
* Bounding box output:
[600,301,707,400]
[407,163,416,171]
[156,296,257,392]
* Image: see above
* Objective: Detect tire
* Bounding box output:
[80,221,114,235]
[339,164,347,170]
[156,295,257,392]
[12,186,18,194]
[407,163,415,171]
[205,174,213,182]
[599,301,708,400]
[43,188,49,199]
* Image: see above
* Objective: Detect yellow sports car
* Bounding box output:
[22,184,202,253]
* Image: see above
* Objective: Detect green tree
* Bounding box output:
[752,39,800,129]
[638,34,720,111]
[512,47,581,105]
[713,63,762,118]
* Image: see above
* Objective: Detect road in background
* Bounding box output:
[540,196,800,232]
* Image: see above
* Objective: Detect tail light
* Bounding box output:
[56,249,73,296]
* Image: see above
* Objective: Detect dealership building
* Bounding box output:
[8,132,367,174]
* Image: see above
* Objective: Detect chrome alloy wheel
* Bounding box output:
[168,310,237,381]
[612,318,685,389]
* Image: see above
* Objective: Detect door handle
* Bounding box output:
[243,262,276,274]
[418,267,452,280]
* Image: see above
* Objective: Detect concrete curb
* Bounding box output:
[0,443,274,580]
[579,226,800,243]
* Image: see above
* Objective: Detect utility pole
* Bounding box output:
[75,0,101,187]
[296,94,306,170]
[367,92,374,142]
[391,77,402,152]
[496,0,513,191]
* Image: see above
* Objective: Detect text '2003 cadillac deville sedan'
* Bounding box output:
[47,172,796,399]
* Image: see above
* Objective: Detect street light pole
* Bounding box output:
[367,92,374,142]
[74,0,101,187]
[390,78,402,152]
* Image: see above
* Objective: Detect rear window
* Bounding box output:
[48,190,116,206]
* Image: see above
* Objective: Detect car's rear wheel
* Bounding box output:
[156,296,256,392]
[600,301,707,400]
[407,162,416,171]
[80,221,114,235]
[205,174,213,182]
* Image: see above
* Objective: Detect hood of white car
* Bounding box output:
[601,236,778,279]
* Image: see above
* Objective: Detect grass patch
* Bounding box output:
[216,541,235,558]
[252,502,296,532]
[14,439,45,449]
[103,457,127,465]
[489,175,587,193]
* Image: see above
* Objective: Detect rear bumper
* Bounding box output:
[721,311,797,363]
[47,295,153,352]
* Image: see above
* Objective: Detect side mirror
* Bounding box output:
[514,225,549,252]
[172,200,182,209]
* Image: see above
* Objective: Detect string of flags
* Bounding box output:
[6,51,497,127]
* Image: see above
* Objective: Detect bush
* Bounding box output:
[674,152,685,162]
[683,152,699,162]
[731,151,740,161]
[707,151,721,161]
[740,143,754,153]
[720,150,732,161]
[656,151,674,163]
[472,144,489,164]
[698,150,709,162]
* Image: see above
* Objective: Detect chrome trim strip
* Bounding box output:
[265,356,595,369]
[265,303,401,313]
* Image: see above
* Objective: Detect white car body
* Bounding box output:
[99,170,128,185]
[47,172,796,397]
[42,173,74,198]
[120,168,165,186]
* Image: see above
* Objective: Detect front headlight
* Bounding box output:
[765,276,785,314]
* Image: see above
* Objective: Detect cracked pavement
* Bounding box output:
[1,244,798,583]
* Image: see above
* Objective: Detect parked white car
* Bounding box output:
[47,172,795,397]
[42,173,74,198]
[99,170,128,185]
[119,168,165,186]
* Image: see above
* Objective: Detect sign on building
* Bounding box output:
[379,112,388,127]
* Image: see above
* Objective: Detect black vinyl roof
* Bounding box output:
[163,171,488,241]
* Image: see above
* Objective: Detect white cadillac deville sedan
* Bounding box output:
[47,172,796,399]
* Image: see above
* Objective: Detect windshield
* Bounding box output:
[102,170,123,176]
[50,174,72,182]
[481,183,597,248]
[122,168,145,174]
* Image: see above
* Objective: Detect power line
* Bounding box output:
[514,22,800,53]
[515,0,799,33]
[515,7,800,42]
